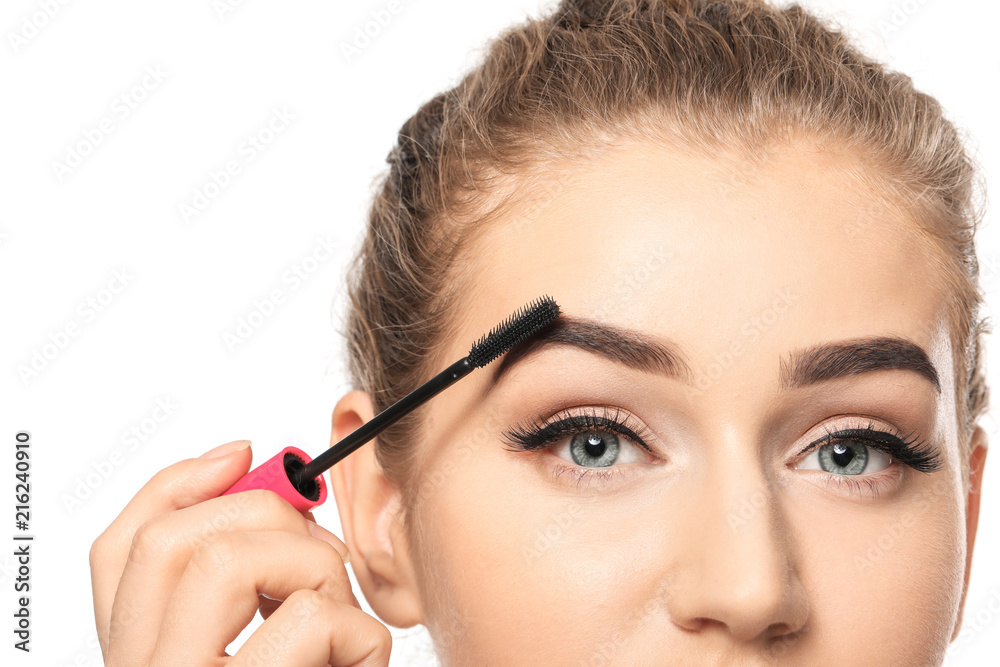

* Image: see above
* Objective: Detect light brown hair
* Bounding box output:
[340,0,991,519]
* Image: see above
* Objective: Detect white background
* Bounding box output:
[2,0,998,665]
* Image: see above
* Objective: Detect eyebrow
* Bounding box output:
[484,315,940,394]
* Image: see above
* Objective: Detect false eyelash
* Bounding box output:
[801,418,943,474]
[501,405,654,455]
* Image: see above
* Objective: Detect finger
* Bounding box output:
[258,521,353,621]
[91,439,252,655]
[148,531,356,664]
[233,590,392,667]
[108,490,350,662]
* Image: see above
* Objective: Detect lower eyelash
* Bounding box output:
[551,463,630,489]
[815,470,899,500]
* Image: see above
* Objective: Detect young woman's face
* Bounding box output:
[380,139,981,664]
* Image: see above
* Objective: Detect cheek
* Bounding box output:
[412,459,659,662]
[789,477,965,661]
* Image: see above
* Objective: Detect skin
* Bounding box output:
[91,135,989,665]
[89,440,392,666]
[329,135,989,665]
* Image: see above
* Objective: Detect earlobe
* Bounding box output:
[327,389,424,628]
[951,425,989,642]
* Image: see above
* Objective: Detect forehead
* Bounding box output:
[449,138,950,370]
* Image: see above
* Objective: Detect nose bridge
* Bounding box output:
[666,431,808,644]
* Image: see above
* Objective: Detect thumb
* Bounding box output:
[118,440,254,525]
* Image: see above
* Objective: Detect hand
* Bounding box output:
[89,439,392,666]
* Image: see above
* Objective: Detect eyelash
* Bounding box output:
[500,409,943,496]
[795,419,942,499]
[501,406,655,488]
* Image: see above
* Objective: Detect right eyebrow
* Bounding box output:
[779,336,940,393]
[484,316,694,394]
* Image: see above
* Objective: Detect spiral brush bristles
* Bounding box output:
[467,295,561,368]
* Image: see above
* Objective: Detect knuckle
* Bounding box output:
[127,518,174,566]
[149,464,187,498]
[284,588,325,618]
[372,620,393,651]
[310,541,353,597]
[189,533,241,578]
[353,615,393,667]
[89,531,108,568]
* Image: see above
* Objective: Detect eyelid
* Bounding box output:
[792,417,942,474]
[501,405,656,455]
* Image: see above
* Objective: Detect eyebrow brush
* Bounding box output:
[222,295,561,511]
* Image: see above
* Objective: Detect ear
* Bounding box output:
[951,424,989,642]
[327,389,423,628]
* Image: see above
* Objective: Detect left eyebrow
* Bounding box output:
[779,335,940,393]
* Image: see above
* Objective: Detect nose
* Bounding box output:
[664,445,809,647]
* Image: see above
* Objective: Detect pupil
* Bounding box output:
[832,442,853,467]
[569,431,620,467]
[584,433,605,457]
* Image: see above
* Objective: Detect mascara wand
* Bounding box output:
[222,295,561,512]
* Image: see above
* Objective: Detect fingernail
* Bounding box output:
[199,439,252,459]
[308,521,352,564]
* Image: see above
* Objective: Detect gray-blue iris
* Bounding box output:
[818,440,868,475]
[570,432,620,467]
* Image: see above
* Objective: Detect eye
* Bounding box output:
[792,420,941,477]
[551,429,646,468]
[795,438,893,475]
[500,406,659,486]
